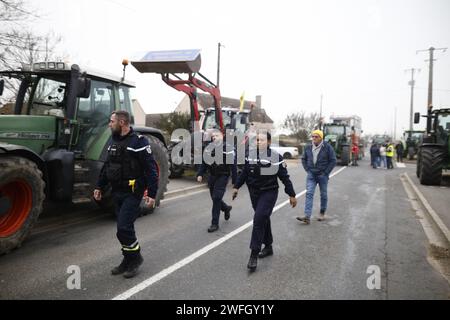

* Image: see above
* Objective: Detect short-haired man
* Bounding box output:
[94,110,158,278]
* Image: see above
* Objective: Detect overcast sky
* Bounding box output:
[29,0,450,137]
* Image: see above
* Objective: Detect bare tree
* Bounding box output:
[282,111,320,142]
[1,1,64,104]
[0,31,63,103]
[0,0,36,45]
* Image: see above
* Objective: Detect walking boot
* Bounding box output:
[224,206,232,221]
[247,251,258,272]
[258,245,273,259]
[111,255,130,275]
[208,224,219,233]
[123,253,144,279]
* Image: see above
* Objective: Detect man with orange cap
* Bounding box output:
[297,129,336,224]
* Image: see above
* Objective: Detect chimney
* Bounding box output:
[256,95,262,109]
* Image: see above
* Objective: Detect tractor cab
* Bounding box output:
[323,124,351,146]
[0,62,136,160]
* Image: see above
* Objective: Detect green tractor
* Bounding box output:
[0,62,169,254]
[402,130,424,160]
[414,108,450,185]
[323,123,352,165]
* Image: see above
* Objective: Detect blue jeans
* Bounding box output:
[304,173,329,218]
[380,156,386,168]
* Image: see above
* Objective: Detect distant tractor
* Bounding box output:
[324,115,363,165]
[0,61,169,254]
[414,108,450,185]
[323,123,351,165]
[402,130,425,160]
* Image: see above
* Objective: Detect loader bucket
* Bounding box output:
[131,49,202,74]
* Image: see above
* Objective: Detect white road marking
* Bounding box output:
[396,162,406,168]
[112,166,347,300]
[160,189,209,204]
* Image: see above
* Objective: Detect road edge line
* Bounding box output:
[403,173,450,246]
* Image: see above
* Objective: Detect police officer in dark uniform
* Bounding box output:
[94,110,158,279]
[197,130,237,233]
[232,132,297,272]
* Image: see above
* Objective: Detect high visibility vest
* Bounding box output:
[386,144,394,157]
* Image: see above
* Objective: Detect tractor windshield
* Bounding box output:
[437,113,450,132]
[411,132,423,140]
[15,75,69,117]
[435,113,450,145]
[324,126,345,136]
[203,110,231,130]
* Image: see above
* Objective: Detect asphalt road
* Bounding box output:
[0,159,449,300]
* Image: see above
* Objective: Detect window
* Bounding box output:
[119,86,135,124]
[29,77,67,116]
[119,86,133,113]
[77,80,114,126]
[438,114,450,131]
[75,80,114,152]
[234,114,247,133]
[203,110,232,130]
[324,126,345,136]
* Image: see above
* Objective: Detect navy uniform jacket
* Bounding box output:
[197,141,238,184]
[96,128,159,198]
[234,148,296,198]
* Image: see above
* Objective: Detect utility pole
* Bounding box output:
[319,94,323,130]
[417,46,447,129]
[394,106,397,141]
[405,68,419,139]
[217,42,224,87]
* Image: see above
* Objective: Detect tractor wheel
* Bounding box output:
[0,157,45,255]
[140,135,169,215]
[419,147,445,186]
[408,147,415,160]
[340,146,350,166]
